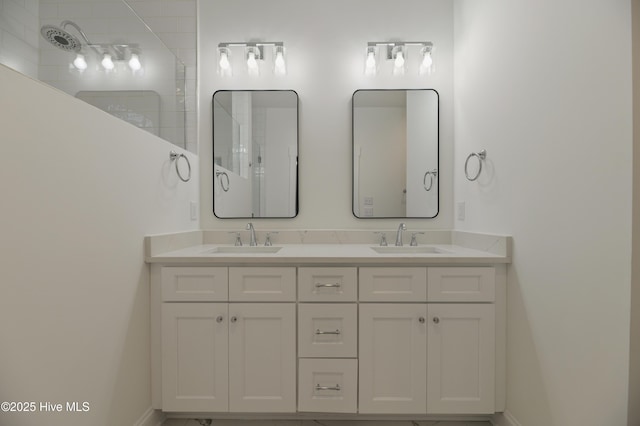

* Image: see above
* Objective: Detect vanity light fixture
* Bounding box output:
[218,41,287,77]
[218,46,232,76]
[365,41,434,76]
[128,52,142,72]
[364,45,377,76]
[72,53,88,71]
[101,52,115,70]
[273,44,287,76]
[96,44,142,73]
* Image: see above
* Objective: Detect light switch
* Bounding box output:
[364,197,374,206]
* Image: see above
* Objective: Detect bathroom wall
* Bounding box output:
[0,0,39,78]
[198,0,454,231]
[630,1,640,424]
[0,64,199,426]
[453,1,632,425]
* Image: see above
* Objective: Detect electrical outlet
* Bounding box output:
[364,207,374,217]
[190,201,198,221]
[457,201,466,221]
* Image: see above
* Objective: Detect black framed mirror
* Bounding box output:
[213,90,299,218]
[352,89,439,218]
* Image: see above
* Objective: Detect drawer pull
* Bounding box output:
[315,329,341,335]
[315,282,341,288]
[315,384,341,391]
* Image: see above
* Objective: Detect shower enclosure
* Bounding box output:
[0,0,196,153]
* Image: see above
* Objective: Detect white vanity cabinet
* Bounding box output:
[158,266,296,413]
[358,266,497,415]
[151,261,506,418]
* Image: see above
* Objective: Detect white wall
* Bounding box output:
[0,64,199,426]
[630,1,640,424]
[453,1,632,425]
[198,0,454,231]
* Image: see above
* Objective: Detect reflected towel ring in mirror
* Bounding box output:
[216,171,230,192]
[423,170,438,191]
[464,149,486,181]
[169,150,191,182]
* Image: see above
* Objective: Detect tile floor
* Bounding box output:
[162,420,492,426]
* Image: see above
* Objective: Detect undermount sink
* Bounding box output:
[370,246,448,254]
[205,246,282,254]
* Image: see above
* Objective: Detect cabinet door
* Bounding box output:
[427,304,495,414]
[359,304,427,414]
[162,303,229,412]
[228,303,296,412]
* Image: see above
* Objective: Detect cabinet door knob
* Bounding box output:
[433,317,440,324]
[230,316,238,323]
[216,316,224,323]
[419,317,426,323]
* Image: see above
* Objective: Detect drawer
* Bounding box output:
[161,267,228,302]
[298,267,357,302]
[359,267,427,302]
[298,304,357,358]
[428,267,495,302]
[229,267,296,301]
[298,358,357,413]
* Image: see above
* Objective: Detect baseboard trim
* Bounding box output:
[134,407,166,426]
[492,411,522,426]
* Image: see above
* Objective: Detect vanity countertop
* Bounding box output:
[146,243,509,265]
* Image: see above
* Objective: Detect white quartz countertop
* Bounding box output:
[146,243,509,265]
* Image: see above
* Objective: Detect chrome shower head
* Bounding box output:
[40,24,81,52]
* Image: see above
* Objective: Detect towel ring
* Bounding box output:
[216,171,230,192]
[465,149,486,181]
[423,170,438,191]
[169,150,191,182]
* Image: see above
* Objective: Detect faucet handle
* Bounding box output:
[373,232,388,246]
[228,231,243,246]
[410,232,425,247]
[264,232,279,246]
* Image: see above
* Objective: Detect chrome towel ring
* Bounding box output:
[423,170,438,191]
[169,150,191,182]
[465,149,486,181]
[216,171,230,192]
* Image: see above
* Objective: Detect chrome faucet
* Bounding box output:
[395,223,406,246]
[246,222,258,246]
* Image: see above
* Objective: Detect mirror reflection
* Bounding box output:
[213,90,299,218]
[0,0,196,153]
[352,89,439,218]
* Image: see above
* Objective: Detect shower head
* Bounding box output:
[40,20,93,53]
[40,24,82,52]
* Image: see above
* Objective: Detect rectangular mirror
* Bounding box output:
[352,89,439,218]
[213,90,299,218]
